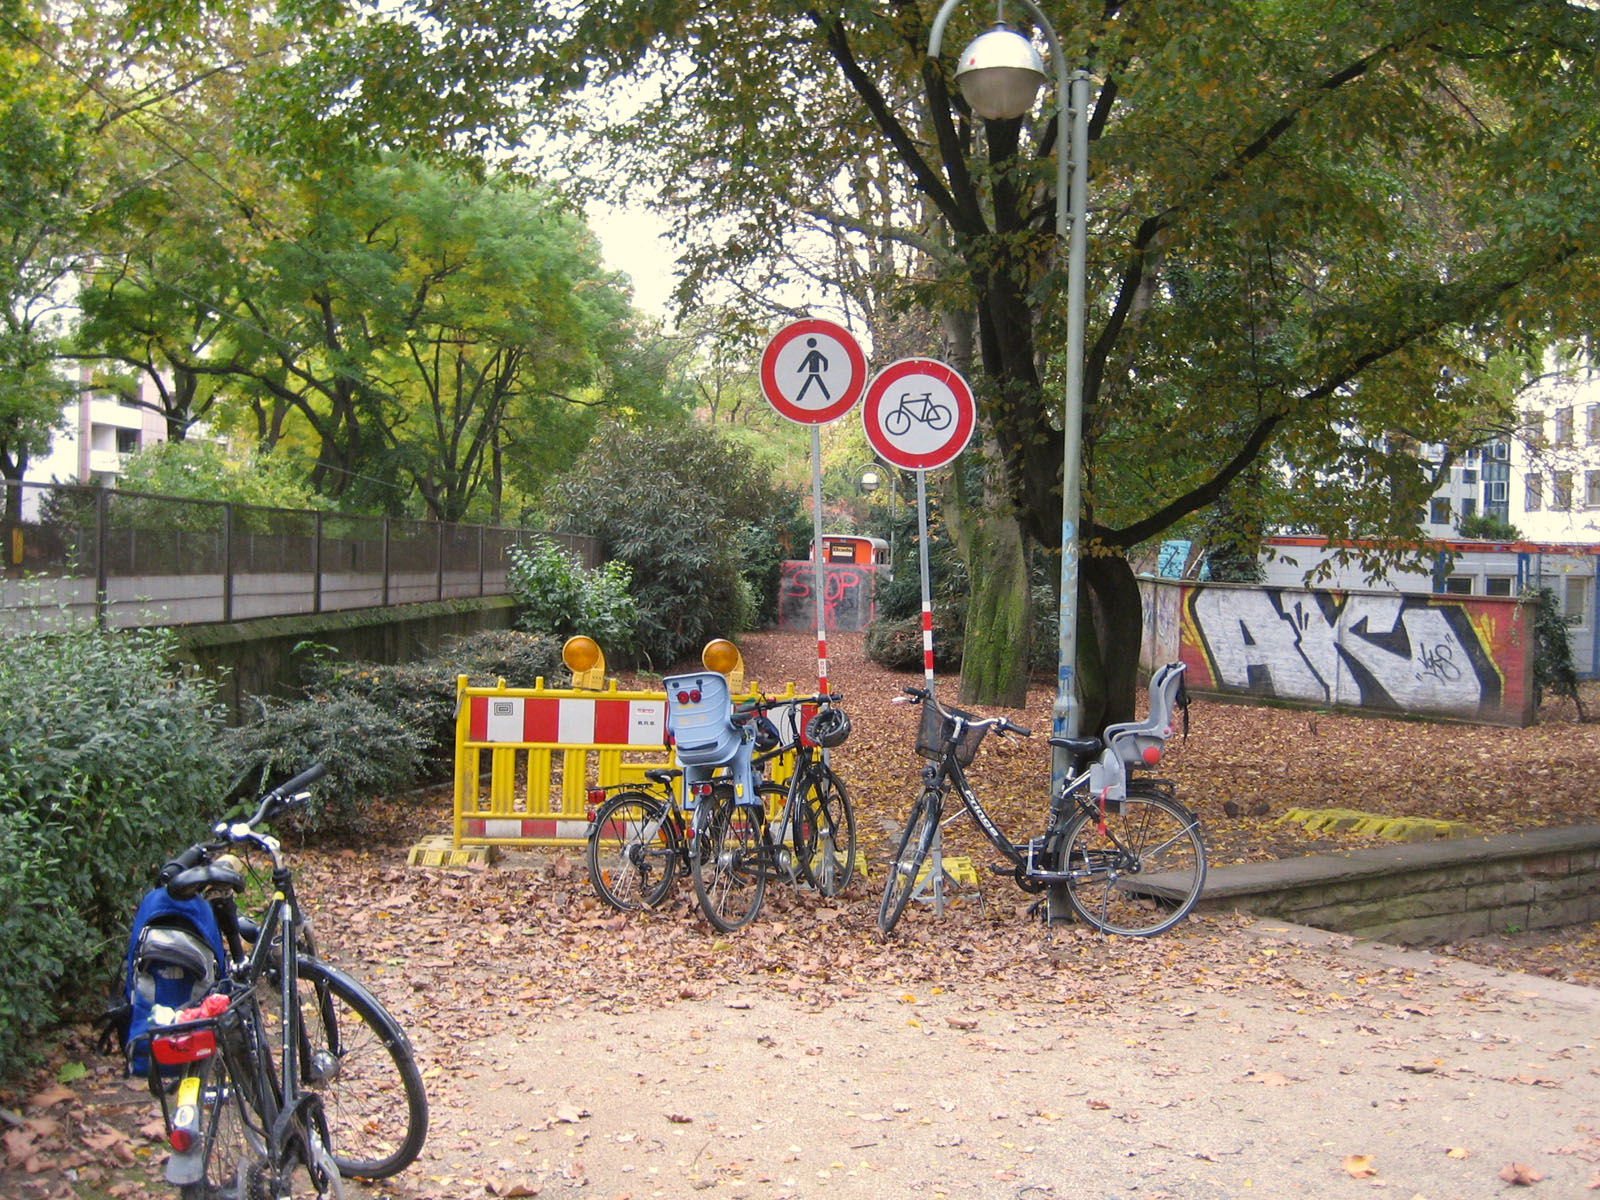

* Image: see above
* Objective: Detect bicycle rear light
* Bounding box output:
[586,787,606,807]
[152,1028,216,1065]
[168,1076,201,1152]
[1142,746,1161,764]
[675,688,703,703]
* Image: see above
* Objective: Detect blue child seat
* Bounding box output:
[663,671,744,766]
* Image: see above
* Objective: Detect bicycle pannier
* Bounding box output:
[119,888,227,1077]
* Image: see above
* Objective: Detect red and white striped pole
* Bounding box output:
[914,469,934,688]
[810,425,829,693]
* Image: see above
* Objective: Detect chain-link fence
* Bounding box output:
[1,480,596,632]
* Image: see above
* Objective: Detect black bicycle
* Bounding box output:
[688,694,859,932]
[135,765,428,1197]
[878,663,1206,938]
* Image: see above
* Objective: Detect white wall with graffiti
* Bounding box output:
[1139,577,1537,727]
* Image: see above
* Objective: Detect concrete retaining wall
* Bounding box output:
[174,596,518,722]
[1200,825,1600,944]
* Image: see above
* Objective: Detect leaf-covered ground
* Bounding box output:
[5,630,1597,1198]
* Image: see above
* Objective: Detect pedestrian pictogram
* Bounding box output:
[861,358,975,471]
[761,319,867,425]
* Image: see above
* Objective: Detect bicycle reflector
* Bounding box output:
[168,1075,201,1152]
[1143,745,1161,764]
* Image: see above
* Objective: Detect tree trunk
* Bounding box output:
[955,497,1032,709]
[1077,552,1142,734]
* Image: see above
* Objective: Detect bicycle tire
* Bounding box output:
[586,791,680,910]
[1057,786,1207,936]
[274,957,429,1179]
[179,1045,272,1200]
[690,786,767,932]
[796,765,856,896]
[877,792,939,936]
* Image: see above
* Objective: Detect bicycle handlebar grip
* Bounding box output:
[1007,721,1033,737]
[158,844,210,886]
[270,762,327,798]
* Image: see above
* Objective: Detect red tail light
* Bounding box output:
[677,690,690,703]
[690,689,702,702]
[587,787,606,806]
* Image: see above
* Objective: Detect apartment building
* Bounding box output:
[20,371,167,518]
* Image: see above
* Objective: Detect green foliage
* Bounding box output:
[1456,513,1522,541]
[246,630,565,806]
[223,693,431,827]
[118,441,322,512]
[0,617,229,1075]
[1525,586,1582,713]
[548,422,790,668]
[507,539,638,657]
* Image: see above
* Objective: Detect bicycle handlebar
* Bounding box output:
[896,686,1031,738]
[160,763,327,892]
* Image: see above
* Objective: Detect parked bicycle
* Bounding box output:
[878,663,1206,938]
[125,764,428,1198]
[585,693,857,915]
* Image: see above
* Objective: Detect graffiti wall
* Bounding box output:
[778,561,878,633]
[1138,578,1535,726]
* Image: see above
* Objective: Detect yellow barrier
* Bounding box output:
[451,674,803,851]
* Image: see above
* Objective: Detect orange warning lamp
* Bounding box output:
[562,636,606,691]
[701,638,745,691]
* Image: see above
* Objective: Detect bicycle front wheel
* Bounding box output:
[796,765,856,896]
[1058,786,1207,936]
[587,791,680,910]
[288,957,429,1179]
[877,792,939,937]
[691,788,767,932]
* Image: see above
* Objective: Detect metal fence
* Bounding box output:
[1,480,598,632]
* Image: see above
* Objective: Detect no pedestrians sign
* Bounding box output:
[760,319,867,425]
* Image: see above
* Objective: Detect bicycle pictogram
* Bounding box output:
[883,391,953,436]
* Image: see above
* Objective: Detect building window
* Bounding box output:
[1429,498,1451,525]
[1461,468,1478,486]
[1587,470,1600,509]
[1554,471,1574,510]
[1556,406,1575,446]
[1489,480,1508,503]
[1443,576,1473,595]
[1526,474,1543,511]
[1564,576,1592,627]
[115,428,139,455]
[1486,577,1513,596]
[1589,404,1600,444]
[1460,497,1477,519]
[1492,441,1510,460]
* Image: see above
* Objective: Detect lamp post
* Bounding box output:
[928,0,1089,793]
[856,461,898,565]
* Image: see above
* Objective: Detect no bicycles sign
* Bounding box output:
[861,358,976,471]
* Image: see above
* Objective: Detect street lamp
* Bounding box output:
[856,461,898,565]
[929,0,1090,792]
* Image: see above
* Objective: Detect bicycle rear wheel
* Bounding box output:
[691,787,767,932]
[1058,786,1207,936]
[796,764,856,896]
[877,792,939,937]
[179,1049,271,1200]
[281,957,429,1179]
[586,791,680,910]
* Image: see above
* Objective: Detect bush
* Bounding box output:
[548,423,792,668]
[507,539,638,659]
[1526,586,1584,715]
[223,693,431,828]
[278,631,564,795]
[0,619,229,1075]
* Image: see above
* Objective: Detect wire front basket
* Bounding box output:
[914,698,987,766]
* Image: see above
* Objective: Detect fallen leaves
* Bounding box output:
[1500,1162,1545,1185]
[1343,1153,1378,1178]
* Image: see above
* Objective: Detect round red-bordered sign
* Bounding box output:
[760,319,867,425]
[861,358,976,470]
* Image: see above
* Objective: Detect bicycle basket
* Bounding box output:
[915,699,987,766]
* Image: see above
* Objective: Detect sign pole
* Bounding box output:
[915,471,934,686]
[810,424,829,692]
